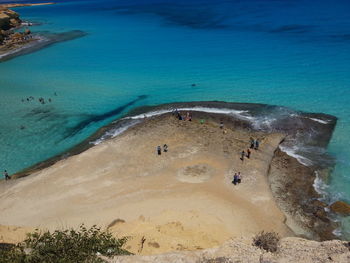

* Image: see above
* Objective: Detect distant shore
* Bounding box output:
[0,101,341,254]
[0,2,55,9]
[0,2,86,62]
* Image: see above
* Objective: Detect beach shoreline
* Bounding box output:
[0,101,341,254]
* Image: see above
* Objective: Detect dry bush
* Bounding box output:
[253,231,280,253]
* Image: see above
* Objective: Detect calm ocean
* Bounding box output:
[0,0,349,236]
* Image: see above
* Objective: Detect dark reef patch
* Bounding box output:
[62,95,147,139]
[328,33,350,42]
[270,24,314,34]
[107,2,229,29]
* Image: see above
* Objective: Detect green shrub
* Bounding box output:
[253,231,280,253]
[0,224,131,263]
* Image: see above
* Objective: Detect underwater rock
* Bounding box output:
[330,201,350,216]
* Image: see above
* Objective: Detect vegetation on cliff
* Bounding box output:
[0,225,131,263]
[253,231,280,252]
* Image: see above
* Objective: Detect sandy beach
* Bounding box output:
[0,112,293,254]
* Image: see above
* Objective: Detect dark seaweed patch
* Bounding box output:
[270,24,314,34]
[328,34,350,42]
[62,95,147,139]
[111,2,229,30]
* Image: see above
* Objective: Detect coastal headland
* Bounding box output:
[0,2,87,62]
[0,101,344,258]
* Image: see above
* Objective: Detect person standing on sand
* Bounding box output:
[237,172,241,184]
[174,109,182,120]
[4,170,10,180]
[250,137,255,149]
[157,146,161,155]
[240,150,245,161]
[220,120,224,129]
[163,144,168,152]
[255,139,259,150]
[232,173,238,185]
[246,148,251,159]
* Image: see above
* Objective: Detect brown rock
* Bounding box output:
[0,13,11,30]
[10,18,20,27]
[330,201,350,216]
[312,200,328,208]
[0,8,20,30]
[313,208,329,223]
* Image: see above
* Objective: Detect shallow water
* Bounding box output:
[0,0,350,236]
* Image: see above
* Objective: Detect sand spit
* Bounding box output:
[0,3,55,9]
[0,30,87,62]
[0,113,291,254]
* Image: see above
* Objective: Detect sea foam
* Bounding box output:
[90,119,141,145]
[279,144,314,166]
[124,106,253,120]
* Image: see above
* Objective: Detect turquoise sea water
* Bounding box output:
[0,0,350,235]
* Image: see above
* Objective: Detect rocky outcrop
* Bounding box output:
[0,8,21,31]
[0,6,38,60]
[268,149,338,241]
[109,237,350,263]
[0,7,23,46]
[330,201,350,216]
[0,3,87,62]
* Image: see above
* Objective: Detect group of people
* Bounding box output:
[3,170,10,181]
[240,148,251,161]
[174,109,192,121]
[21,92,57,104]
[232,172,241,185]
[157,144,168,155]
[234,138,261,185]
[240,138,260,162]
[250,137,260,150]
[22,97,52,104]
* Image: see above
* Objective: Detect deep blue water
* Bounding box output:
[0,0,350,235]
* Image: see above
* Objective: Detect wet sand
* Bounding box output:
[0,112,292,254]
